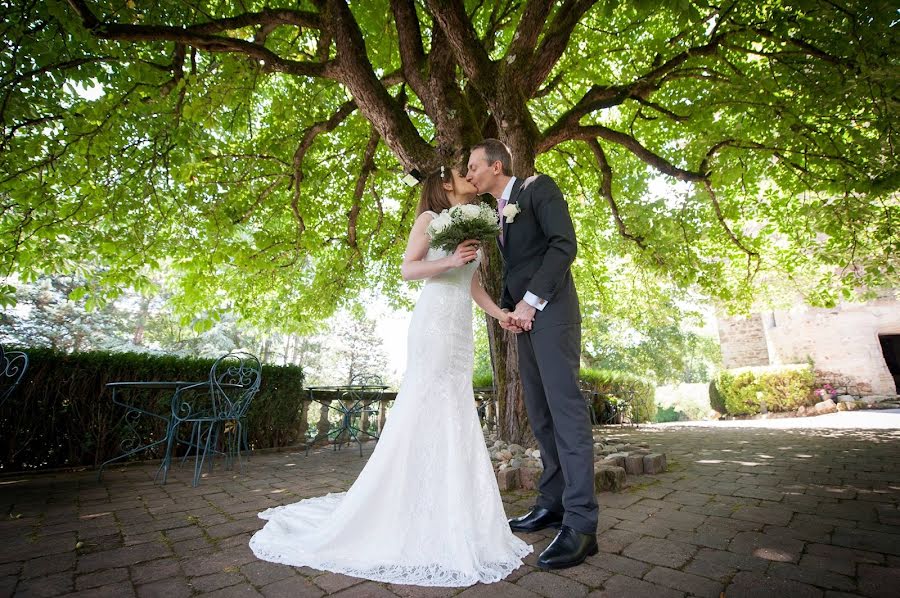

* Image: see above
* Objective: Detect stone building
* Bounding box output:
[716,291,900,396]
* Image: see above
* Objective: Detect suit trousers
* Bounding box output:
[516,323,598,535]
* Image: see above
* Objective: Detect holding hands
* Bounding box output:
[500,300,536,333]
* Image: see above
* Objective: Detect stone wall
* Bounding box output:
[716,314,771,368]
[717,292,900,396]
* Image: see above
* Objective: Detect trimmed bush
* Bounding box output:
[580,368,656,423]
[472,371,494,389]
[716,364,815,416]
[472,367,656,423]
[708,379,726,414]
[0,347,304,472]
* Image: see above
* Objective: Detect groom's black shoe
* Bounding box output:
[508,507,564,533]
[537,526,599,570]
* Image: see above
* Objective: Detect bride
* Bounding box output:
[249,163,532,587]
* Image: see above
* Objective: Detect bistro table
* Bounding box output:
[97,380,241,482]
[307,384,388,456]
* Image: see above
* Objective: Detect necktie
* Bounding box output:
[498,196,507,246]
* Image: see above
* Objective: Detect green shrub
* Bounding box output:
[0,347,304,472]
[472,371,494,388]
[716,365,816,416]
[708,379,726,414]
[758,367,816,411]
[719,370,760,415]
[654,404,683,423]
[580,367,656,423]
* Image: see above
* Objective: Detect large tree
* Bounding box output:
[2,0,896,443]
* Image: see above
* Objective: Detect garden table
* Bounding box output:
[307,384,388,456]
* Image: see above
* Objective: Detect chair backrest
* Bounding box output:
[209,352,262,419]
[0,346,28,408]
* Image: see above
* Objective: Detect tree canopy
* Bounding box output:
[2,0,897,332]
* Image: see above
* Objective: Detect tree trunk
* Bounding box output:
[479,220,534,448]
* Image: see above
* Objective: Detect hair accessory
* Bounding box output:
[440,165,445,178]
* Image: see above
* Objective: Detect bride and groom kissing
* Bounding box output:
[249,139,597,587]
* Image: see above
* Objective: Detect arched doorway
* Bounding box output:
[878,334,900,394]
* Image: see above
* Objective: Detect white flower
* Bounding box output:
[459,204,481,218]
[428,212,452,234]
[502,203,521,223]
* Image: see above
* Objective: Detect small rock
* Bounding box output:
[815,398,837,414]
[837,401,849,411]
[509,458,522,468]
[607,452,628,467]
[508,443,525,455]
[643,453,667,474]
[594,465,626,492]
[497,467,520,491]
[624,454,644,475]
[498,463,508,471]
[500,450,513,461]
[837,395,856,402]
[531,449,540,459]
[519,467,541,490]
[797,405,807,417]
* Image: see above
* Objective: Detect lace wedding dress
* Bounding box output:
[249,245,532,587]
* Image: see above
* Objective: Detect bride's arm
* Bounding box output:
[470,272,510,324]
[401,212,478,281]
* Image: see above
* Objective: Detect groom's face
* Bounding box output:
[466,149,499,197]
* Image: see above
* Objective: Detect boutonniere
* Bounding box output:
[502,203,521,223]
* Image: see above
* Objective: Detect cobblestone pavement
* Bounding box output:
[2,414,899,597]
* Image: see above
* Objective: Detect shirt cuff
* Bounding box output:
[524,291,547,311]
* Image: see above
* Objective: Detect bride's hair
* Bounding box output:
[416,165,455,216]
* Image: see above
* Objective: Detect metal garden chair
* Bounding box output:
[160,352,262,486]
[0,345,28,409]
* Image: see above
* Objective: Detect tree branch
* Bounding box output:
[290,100,358,240]
[347,130,380,251]
[391,0,426,93]
[425,0,496,91]
[586,139,648,251]
[326,0,433,170]
[542,125,705,182]
[520,0,596,96]
[702,180,760,280]
[65,0,337,79]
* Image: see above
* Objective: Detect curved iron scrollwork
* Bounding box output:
[0,346,28,409]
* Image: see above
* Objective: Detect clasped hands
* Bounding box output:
[500,301,536,333]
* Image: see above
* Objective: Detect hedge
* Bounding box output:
[0,347,305,472]
[472,367,655,423]
[579,368,657,423]
[714,364,815,416]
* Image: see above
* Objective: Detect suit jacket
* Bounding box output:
[499,174,581,331]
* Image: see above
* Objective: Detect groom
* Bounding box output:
[466,139,598,570]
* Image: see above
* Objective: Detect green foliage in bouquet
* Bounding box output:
[427,203,500,253]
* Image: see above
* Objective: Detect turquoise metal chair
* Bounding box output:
[0,346,28,409]
[160,352,261,486]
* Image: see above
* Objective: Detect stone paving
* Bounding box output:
[2,412,900,597]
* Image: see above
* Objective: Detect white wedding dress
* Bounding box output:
[249,245,532,587]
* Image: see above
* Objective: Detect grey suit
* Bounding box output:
[500,175,598,535]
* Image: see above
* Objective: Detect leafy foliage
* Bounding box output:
[579,367,657,423]
[715,365,815,416]
[0,0,895,329]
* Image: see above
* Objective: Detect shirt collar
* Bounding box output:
[500,176,517,201]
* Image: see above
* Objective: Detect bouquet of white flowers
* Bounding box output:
[426,202,500,253]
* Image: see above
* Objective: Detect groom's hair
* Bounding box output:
[471,139,513,176]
